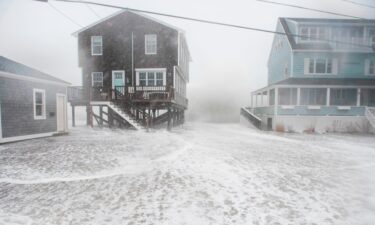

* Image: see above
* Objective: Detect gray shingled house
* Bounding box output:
[0,56,70,143]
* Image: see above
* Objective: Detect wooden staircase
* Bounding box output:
[365,107,375,130]
[240,107,262,129]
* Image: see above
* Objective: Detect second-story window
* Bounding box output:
[92,72,103,87]
[145,34,157,55]
[305,58,336,75]
[366,59,375,75]
[91,36,102,56]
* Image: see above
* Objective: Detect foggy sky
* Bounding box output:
[0,0,373,122]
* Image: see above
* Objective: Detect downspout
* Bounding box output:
[132,32,135,90]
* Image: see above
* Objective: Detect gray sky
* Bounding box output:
[0,0,373,121]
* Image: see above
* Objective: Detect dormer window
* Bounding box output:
[91,36,103,55]
[300,27,326,42]
[145,34,157,55]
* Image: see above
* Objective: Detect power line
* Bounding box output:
[342,0,375,9]
[256,0,364,19]
[43,0,372,48]
[48,2,82,27]
[81,0,101,18]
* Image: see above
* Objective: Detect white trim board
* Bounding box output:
[0,102,2,139]
[0,132,57,144]
[0,71,70,86]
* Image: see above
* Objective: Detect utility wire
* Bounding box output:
[81,0,101,18]
[46,0,372,48]
[342,0,375,9]
[256,0,364,19]
[48,2,82,27]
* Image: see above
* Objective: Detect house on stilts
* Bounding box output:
[68,10,191,130]
[241,18,375,133]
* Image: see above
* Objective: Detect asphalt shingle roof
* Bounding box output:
[0,56,69,85]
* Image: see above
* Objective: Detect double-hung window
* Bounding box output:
[139,72,147,86]
[92,72,103,87]
[145,34,157,54]
[91,36,103,55]
[33,89,46,120]
[147,72,156,86]
[365,59,375,75]
[305,58,336,75]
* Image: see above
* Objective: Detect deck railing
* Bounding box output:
[68,85,188,108]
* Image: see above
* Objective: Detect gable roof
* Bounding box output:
[0,56,70,85]
[72,10,185,37]
[279,17,375,51]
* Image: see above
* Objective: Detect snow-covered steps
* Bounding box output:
[365,107,375,130]
[90,101,144,130]
[240,107,261,129]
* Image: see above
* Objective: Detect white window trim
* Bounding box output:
[145,34,157,55]
[135,68,166,86]
[91,36,103,56]
[304,58,337,75]
[33,88,46,120]
[365,59,375,76]
[91,72,104,87]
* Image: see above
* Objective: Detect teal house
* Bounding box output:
[244,18,375,133]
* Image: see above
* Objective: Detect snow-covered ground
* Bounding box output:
[0,123,375,225]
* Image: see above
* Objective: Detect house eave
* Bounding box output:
[71,9,185,37]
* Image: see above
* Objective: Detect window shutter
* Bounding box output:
[136,72,140,86]
[365,59,370,75]
[332,58,338,75]
[304,58,310,74]
[163,72,166,86]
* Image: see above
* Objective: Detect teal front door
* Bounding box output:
[112,70,125,95]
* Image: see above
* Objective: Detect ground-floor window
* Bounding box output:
[278,88,297,105]
[91,72,103,87]
[300,88,327,105]
[136,69,166,86]
[361,89,375,106]
[33,89,46,120]
[330,88,357,106]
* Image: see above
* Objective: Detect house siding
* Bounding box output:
[0,77,66,138]
[78,11,179,99]
[268,21,292,85]
[292,52,375,78]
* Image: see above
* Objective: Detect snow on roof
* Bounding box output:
[72,9,185,37]
[0,56,70,85]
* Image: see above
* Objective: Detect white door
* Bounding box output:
[56,94,67,133]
